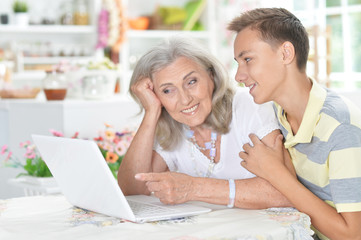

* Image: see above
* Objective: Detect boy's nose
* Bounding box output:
[235,67,248,83]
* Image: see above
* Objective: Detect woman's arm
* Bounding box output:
[240,134,361,240]
[135,171,291,208]
[135,130,293,208]
[117,77,168,195]
[117,113,168,195]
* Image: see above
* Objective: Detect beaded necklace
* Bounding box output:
[186,129,217,177]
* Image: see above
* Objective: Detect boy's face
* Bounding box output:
[233,27,286,104]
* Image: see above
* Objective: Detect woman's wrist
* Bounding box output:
[144,106,162,120]
[143,109,161,126]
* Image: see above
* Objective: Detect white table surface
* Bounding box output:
[0,195,314,240]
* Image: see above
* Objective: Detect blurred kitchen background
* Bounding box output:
[1,0,361,199]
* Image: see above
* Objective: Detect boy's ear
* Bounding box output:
[281,41,295,65]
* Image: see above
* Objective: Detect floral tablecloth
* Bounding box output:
[0,195,313,240]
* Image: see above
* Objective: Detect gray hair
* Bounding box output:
[129,37,235,150]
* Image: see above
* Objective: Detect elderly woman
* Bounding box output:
[118,37,294,209]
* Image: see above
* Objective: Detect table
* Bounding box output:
[0,195,314,240]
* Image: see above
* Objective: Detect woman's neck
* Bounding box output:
[190,126,212,142]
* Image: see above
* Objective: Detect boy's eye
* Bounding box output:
[245,57,251,63]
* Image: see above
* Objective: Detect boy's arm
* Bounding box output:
[240,134,361,240]
[269,165,361,240]
[234,129,294,208]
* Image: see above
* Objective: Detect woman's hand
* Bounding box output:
[239,133,287,181]
[135,172,194,204]
[131,77,162,114]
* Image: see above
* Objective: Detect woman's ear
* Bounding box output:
[281,41,295,65]
[208,67,215,79]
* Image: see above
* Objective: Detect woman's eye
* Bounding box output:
[189,79,197,85]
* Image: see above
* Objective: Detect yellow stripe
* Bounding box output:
[345,99,361,129]
[290,148,329,187]
[314,113,340,141]
[335,202,361,212]
[329,148,361,179]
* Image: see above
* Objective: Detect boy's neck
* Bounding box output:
[276,73,312,135]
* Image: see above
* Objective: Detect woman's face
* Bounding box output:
[152,56,215,128]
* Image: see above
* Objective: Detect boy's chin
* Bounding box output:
[252,95,269,104]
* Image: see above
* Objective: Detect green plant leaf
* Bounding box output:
[13,1,28,13]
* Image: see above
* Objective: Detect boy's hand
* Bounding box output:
[135,172,194,205]
[239,134,286,181]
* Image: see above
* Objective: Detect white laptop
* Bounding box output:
[31,135,211,223]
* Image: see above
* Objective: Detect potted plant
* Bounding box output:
[13,0,29,26]
[1,126,134,195]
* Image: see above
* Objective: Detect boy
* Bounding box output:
[228,8,361,240]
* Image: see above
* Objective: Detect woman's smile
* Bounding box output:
[181,103,199,115]
[153,57,214,127]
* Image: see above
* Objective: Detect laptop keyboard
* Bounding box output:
[128,200,178,216]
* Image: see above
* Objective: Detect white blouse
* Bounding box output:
[154,88,280,180]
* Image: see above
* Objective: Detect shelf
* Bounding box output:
[0,25,96,34]
[23,56,95,65]
[127,30,211,39]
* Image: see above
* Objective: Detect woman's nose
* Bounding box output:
[179,90,192,105]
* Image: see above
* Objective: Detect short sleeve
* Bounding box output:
[328,123,361,212]
[233,88,280,141]
[153,142,178,172]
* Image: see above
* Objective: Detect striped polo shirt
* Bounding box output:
[274,80,361,212]
[274,80,361,239]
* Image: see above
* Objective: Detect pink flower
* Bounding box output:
[72,132,79,138]
[19,141,31,148]
[49,129,64,137]
[5,151,12,162]
[115,141,127,156]
[102,142,114,152]
[24,152,36,159]
[113,136,120,144]
[27,144,36,151]
[1,145,8,155]
[24,147,36,159]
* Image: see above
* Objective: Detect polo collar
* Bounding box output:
[281,78,327,148]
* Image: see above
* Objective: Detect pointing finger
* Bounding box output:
[135,172,166,182]
[146,181,162,192]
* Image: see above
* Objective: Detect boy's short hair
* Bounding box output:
[228,8,309,72]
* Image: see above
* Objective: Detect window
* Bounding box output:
[293,0,361,89]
